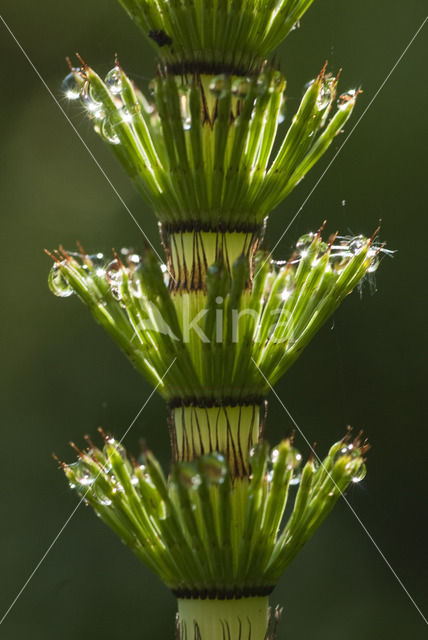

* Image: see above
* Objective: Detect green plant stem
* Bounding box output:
[170,404,262,477]
[177,597,269,640]
[164,230,261,291]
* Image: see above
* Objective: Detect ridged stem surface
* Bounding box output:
[177,597,269,640]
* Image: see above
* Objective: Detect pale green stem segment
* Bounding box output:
[177,597,269,640]
[165,230,261,291]
[171,405,262,477]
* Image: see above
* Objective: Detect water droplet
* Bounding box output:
[69,461,96,486]
[48,263,74,298]
[121,107,133,123]
[349,235,365,255]
[178,466,201,489]
[286,449,302,470]
[81,82,105,120]
[232,78,251,97]
[296,233,315,252]
[352,464,366,483]
[101,118,120,145]
[79,473,95,486]
[290,470,301,486]
[137,89,155,115]
[271,448,280,463]
[179,88,192,130]
[317,84,332,110]
[126,253,139,266]
[82,253,106,277]
[331,256,348,273]
[256,73,268,94]
[89,103,105,120]
[278,96,287,124]
[202,453,227,485]
[270,70,285,93]
[160,263,170,287]
[130,272,143,299]
[367,253,379,273]
[105,66,123,95]
[62,71,84,100]
[106,259,124,300]
[209,74,227,96]
[114,442,127,460]
[317,241,328,256]
[148,78,157,96]
[281,288,292,302]
[112,484,124,494]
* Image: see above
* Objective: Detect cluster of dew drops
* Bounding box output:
[267,230,389,304]
[62,63,290,139]
[295,231,385,270]
[49,248,169,301]
[62,64,133,145]
[67,436,154,509]
[62,57,360,156]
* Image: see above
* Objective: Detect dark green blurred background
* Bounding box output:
[1,1,427,638]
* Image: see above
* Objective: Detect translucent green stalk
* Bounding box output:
[177,598,270,640]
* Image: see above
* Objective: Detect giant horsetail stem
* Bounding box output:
[51,0,388,636]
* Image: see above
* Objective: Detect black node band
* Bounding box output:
[159,220,264,235]
[172,585,275,600]
[167,396,266,410]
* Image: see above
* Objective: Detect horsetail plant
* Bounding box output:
[50,1,387,637]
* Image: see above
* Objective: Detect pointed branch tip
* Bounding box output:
[44,248,60,263]
[97,426,109,442]
[75,52,88,70]
[69,441,85,457]
[52,452,66,469]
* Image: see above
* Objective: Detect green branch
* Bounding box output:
[47,231,384,402]
[62,63,356,230]
[61,430,367,596]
